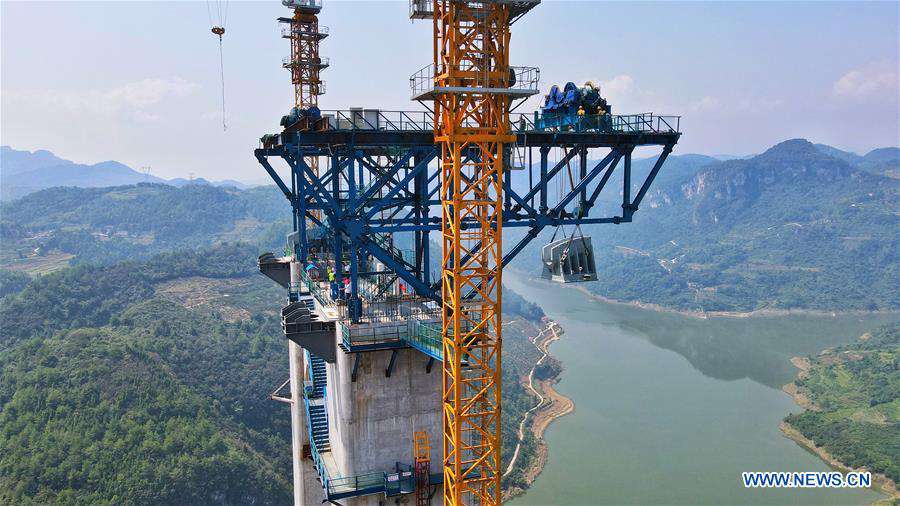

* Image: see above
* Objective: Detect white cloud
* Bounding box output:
[5,77,200,122]
[689,96,721,113]
[104,78,199,109]
[599,74,635,97]
[832,62,898,99]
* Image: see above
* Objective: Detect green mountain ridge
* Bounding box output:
[551,138,899,312]
[0,184,291,271]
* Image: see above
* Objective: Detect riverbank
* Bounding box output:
[779,421,897,502]
[782,356,898,503]
[502,319,575,502]
[568,283,895,320]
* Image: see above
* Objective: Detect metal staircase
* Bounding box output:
[308,353,327,399]
[308,403,330,452]
[305,351,330,453]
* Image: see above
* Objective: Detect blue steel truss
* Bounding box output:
[256,109,679,323]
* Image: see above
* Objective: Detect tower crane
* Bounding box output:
[415,1,539,503]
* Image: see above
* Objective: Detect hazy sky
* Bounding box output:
[2,1,898,182]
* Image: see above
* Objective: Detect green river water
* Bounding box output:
[504,271,897,506]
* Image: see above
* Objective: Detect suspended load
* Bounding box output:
[539,81,612,131]
[541,235,598,283]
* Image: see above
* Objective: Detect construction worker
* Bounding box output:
[577,106,586,131]
[327,266,335,282]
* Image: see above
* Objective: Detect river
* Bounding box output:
[504,271,897,506]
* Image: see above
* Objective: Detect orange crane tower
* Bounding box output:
[280,0,328,218]
[429,1,536,503]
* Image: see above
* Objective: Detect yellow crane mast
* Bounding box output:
[431,1,526,503]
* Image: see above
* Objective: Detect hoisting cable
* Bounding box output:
[207,0,229,131]
[559,147,591,264]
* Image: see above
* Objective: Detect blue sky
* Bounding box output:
[2,1,897,182]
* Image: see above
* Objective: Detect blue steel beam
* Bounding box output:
[364,152,435,220]
[361,238,438,300]
[630,144,673,213]
[450,148,621,291]
[580,154,622,216]
[257,139,675,306]
[462,149,623,299]
[255,150,293,199]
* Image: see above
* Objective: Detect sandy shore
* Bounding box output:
[782,359,898,503]
[502,319,575,502]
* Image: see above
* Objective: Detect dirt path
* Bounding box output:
[502,319,574,483]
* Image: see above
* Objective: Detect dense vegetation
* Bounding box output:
[0,242,259,349]
[785,325,899,483]
[517,139,899,312]
[0,244,294,503]
[0,176,553,502]
[0,184,290,269]
[0,269,30,297]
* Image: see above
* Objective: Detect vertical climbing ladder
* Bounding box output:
[414,431,432,506]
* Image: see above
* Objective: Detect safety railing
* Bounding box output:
[327,472,389,498]
[297,271,335,307]
[530,111,682,134]
[409,0,433,18]
[410,63,540,98]
[283,0,322,11]
[303,395,330,487]
[279,23,330,38]
[384,464,416,496]
[340,321,408,349]
[306,108,679,135]
[282,55,330,68]
[338,297,440,324]
[318,109,435,132]
[407,321,442,359]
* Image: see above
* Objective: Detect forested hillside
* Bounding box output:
[0,175,551,503]
[0,184,290,272]
[785,324,899,484]
[0,244,294,503]
[538,139,899,312]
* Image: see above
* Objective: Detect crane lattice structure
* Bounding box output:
[427,1,527,503]
[256,1,681,504]
[279,0,328,219]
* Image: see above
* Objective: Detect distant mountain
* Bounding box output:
[858,147,900,179]
[526,138,899,312]
[0,147,72,175]
[814,143,900,179]
[0,244,294,503]
[0,146,258,200]
[0,147,167,200]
